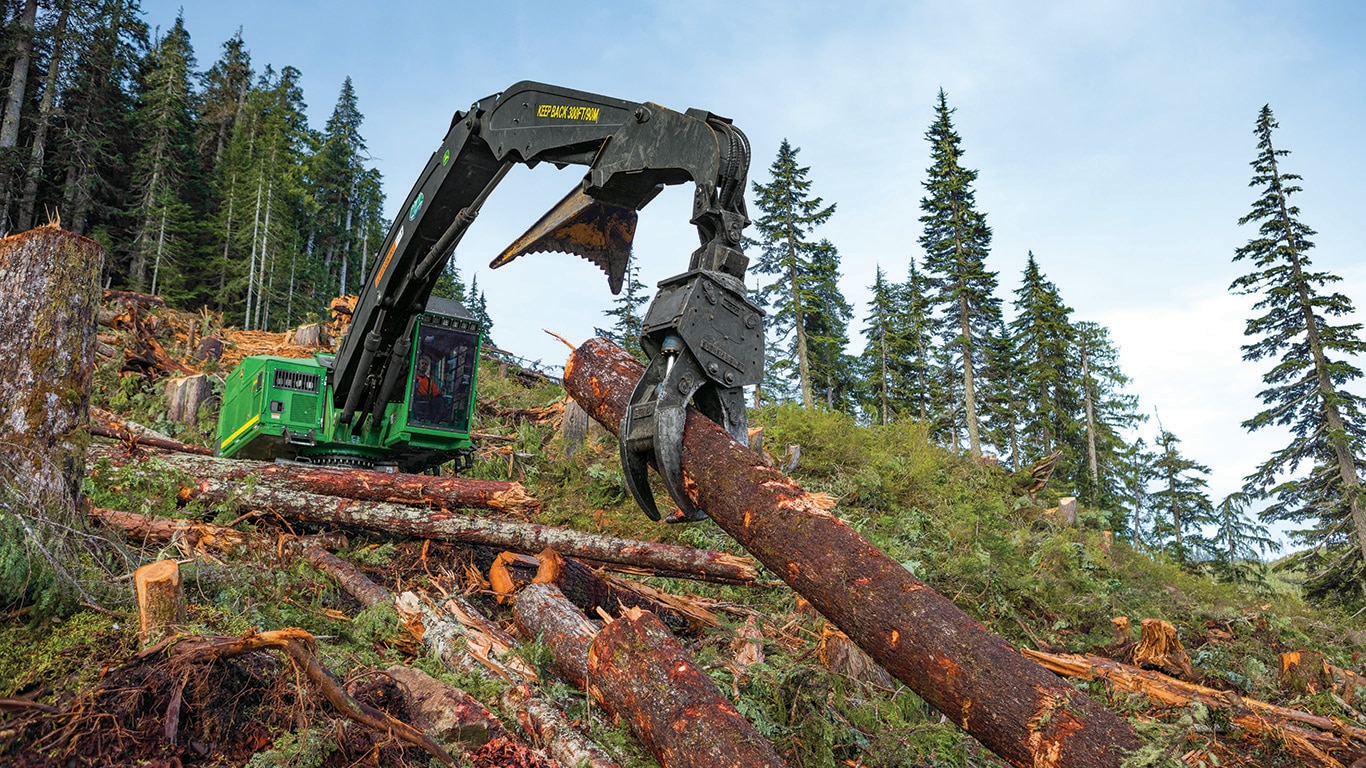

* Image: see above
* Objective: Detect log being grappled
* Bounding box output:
[563,338,1141,768]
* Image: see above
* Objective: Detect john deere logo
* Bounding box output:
[408,192,424,220]
[442,149,450,166]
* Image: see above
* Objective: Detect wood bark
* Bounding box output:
[15,0,71,232]
[384,665,504,749]
[91,507,348,565]
[134,559,185,644]
[1023,648,1366,766]
[515,585,788,768]
[164,374,212,425]
[90,445,759,584]
[491,548,717,633]
[562,337,1142,768]
[90,443,541,516]
[0,227,102,596]
[590,606,788,768]
[1280,650,1330,695]
[301,547,621,768]
[89,408,213,455]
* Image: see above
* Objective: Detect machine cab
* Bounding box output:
[406,296,481,434]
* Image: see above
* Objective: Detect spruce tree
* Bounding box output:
[805,238,854,411]
[918,89,1000,456]
[1009,253,1075,459]
[312,76,369,297]
[1149,429,1217,565]
[1231,105,1366,602]
[897,258,940,426]
[749,139,840,408]
[197,30,252,175]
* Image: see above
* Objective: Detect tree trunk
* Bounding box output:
[383,665,504,750]
[0,0,38,152]
[491,548,717,634]
[0,227,103,602]
[515,584,789,768]
[1132,618,1193,680]
[89,446,760,584]
[90,444,542,516]
[562,337,1142,768]
[302,547,621,768]
[590,606,789,768]
[134,559,185,644]
[164,373,212,425]
[16,0,71,232]
[89,408,212,455]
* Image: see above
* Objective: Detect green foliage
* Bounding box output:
[0,610,129,696]
[244,727,338,768]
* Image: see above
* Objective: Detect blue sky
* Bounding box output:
[153,1,1364,517]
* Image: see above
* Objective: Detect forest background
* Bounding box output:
[1,0,1363,572]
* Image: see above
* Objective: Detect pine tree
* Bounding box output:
[918,90,1000,456]
[1119,438,1157,549]
[467,273,493,347]
[1073,321,1144,513]
[1009,253,1075,460]
[1231,105,1366,603]
[311,76,369,297]
[595,257,647,359]
[197,30,252,175]
[749,139,839,408]
[897,258,941,426]
[805,238,854,411]
[1149,428,1216,565]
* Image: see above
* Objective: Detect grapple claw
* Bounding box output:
[622,437,660,521]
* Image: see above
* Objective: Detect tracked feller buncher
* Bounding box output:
[216,81,763,523]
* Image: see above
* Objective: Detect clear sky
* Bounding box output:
[150,1,1364,518]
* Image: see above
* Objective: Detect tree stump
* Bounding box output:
[1057,496,1078,526]
[0,227,103,608]
[291,323,329,347]
[561,398,589,457]
[134,559,186,643]
[165,373,213,425]
[1280,650,1330,695]
[1133,618,1194,679]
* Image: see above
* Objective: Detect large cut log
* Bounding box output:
[1023,648,1366,766]
[301,546,620,768]
[563,338,1141,768]
[88,445,760,584]
[90,443,540,515]
[514,583,788,768]
[164,374,213,425]
[0,227,103,603]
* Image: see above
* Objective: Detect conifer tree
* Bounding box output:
[127,13,200,297]
[805,238,854,411]
[595,257,647,359]
[749,139,841,408]
[858,265,902,424]
[467,273,493,346]
[1149,429,1216,565]
[918,90,1000,456]
[978,322,1024,467]
[1231,105,1366,602]
[1073,321,1144,512]
[1009,253,1075,460]
[1119,438,1157,548]
[197,30,252,175]
[1210,491,1281,584]
[312,77,369,297]
[897,258,940,425]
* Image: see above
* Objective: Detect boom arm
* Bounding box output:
[333,81,762,521]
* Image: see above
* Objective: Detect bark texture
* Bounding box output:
[102,448,759,584]
[588,606,789,768]
[134,559,185,644]
[90,444,539,514]
[0,228,103,599]
[563,337,1142,768]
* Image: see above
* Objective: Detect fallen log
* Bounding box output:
[562,337,1141,768]
[301,546,621,768]
[1023,648,1366,766]
[89,443,541,516]
[491,548,717,633]
[89,407,213,455]
[102,288,164,306]
[94,449,762,584]
[0,226,104,605]
[384,665,505,750]
[514,584,788,768]
[90,506,348,565]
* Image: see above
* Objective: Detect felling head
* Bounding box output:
[489,186,636,294]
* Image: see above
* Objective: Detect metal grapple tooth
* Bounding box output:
[489,186,636,294]
[621,438,660,521]
[652,402,696,522]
